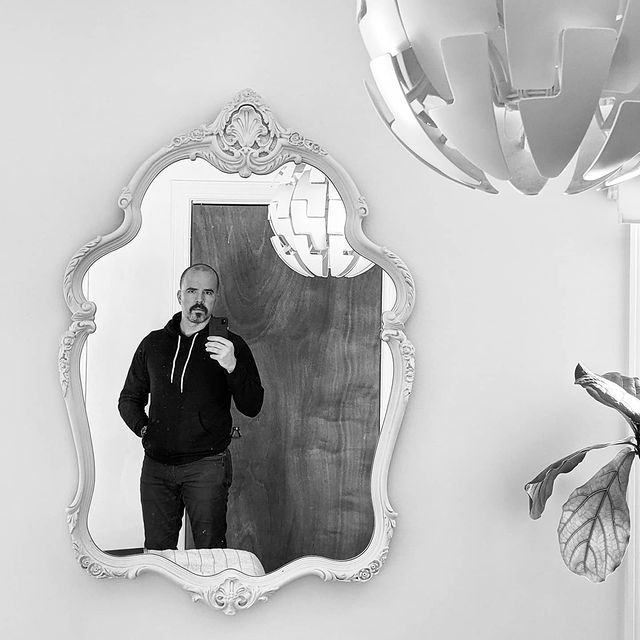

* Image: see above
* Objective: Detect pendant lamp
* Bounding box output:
[358,0,640,194]
[268,163,374,277]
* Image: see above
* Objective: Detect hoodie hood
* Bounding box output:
[164,312,186,336]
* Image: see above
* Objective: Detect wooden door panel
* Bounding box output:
[192,203,381,572]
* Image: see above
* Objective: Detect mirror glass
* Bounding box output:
[82,157,396,576]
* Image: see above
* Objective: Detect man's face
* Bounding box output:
[177,269,217,325]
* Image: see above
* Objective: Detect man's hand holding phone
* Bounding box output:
[206,316,236,373]
[206,336,236,372]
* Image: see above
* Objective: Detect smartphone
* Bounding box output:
[208,316,229,339]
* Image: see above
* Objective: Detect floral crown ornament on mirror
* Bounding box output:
[166,88,327,178]
[59,89,415,613]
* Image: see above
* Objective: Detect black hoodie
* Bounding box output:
[118,313,263,465]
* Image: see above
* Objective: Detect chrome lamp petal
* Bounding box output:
[357,0,640,195]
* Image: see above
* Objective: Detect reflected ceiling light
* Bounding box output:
[268,164,374,277]
[357,0,640,195]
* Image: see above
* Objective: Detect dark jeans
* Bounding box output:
[140,450,232,550]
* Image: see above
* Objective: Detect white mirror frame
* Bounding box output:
[59,88,415,614]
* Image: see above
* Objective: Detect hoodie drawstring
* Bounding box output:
[180,335,197,393]
[170,333,197,393]
[170,335,181,385]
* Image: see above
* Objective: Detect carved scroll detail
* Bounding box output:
[66,508,78,535]
[204,88,288,177]
[383,247,415,311]
[382,329,415,398]
[339,556,387,582]
[71,541,135,580]
[59,320,96,397]
[193,148,299,179]
[168,126,209,150]
[69,508,141,580]
[60,235,101,394]
[400,338,416,397]
[167,89,326,177]
[335,513,396,582]
[357,196,369,218]
[63,237,101,309]
[118,187,133,210]
[186,579,277,615]
[287,131,327,155]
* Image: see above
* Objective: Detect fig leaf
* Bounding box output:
[558,447,635,582]
[525,437,634,519]
[575,364,640,429]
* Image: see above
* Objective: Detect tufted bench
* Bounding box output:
[144,548,265,576]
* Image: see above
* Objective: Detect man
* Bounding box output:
[118,263,264,551]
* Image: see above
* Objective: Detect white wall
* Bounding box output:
[0,1,630,638]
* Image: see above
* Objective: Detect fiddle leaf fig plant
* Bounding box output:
[525,363,640,582]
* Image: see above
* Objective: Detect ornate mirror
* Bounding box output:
[60,89,415,613]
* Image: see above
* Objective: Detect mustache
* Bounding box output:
[190,304,208,313]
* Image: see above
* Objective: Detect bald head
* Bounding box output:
[179,264,220,292]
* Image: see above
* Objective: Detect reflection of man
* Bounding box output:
[118,263,263,550]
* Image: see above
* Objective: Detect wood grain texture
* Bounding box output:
[192,203,381,573]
